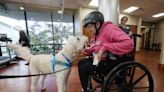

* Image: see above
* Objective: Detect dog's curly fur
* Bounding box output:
[7,36,88,92]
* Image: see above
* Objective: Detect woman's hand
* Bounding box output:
[77,50,87,56]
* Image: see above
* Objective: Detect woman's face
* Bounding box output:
[85,22,101,35]
[121,17,128,25]
[86,24,96,35]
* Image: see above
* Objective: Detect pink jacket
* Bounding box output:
[86,21,134,56]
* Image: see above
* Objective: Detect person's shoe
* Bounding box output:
[25,63,29,65]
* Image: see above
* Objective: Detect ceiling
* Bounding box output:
[0,0,164,23]
[120,0,164,23]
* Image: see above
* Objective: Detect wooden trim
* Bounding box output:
[158,64,164,69]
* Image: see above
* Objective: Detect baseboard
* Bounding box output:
[158,64,164,69]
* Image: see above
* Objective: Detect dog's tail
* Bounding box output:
[7,43,33,62]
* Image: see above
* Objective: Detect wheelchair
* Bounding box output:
[86,34,154,92]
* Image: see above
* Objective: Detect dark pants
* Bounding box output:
[78,58,122,92]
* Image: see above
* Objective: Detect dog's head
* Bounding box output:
[67,36,88,52]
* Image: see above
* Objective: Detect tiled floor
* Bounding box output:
[0,50,164,92]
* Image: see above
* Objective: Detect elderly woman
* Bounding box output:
[78,11,134,92]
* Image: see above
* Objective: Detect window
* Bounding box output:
[27,11,53,54]
[0,10,25,57]
[52,12,73,44]
[0,10,25,43]
[0,4,74,55]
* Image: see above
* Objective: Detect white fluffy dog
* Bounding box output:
[7,36,88,92]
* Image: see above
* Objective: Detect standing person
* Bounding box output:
[19,30,30,48]
[19,30,30,65]
[78,11,134,92]
[119,16,133,36]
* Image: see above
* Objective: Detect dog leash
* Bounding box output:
[0,53,83,79]
[0,67,70,79]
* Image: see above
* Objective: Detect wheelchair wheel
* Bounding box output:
[102,61,154,92]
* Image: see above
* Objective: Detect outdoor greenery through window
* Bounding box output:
[27,11,73,54]
[0,5,74,57]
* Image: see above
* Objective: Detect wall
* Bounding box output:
[159,20,164,64]
[74,7,97,35]
[141,27,149,48]
[155,20,164,45]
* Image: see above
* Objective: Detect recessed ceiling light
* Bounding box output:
[89,0,98,7]
[152,13,164,18]
[20,7,24,10]
[124,6,139,13]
